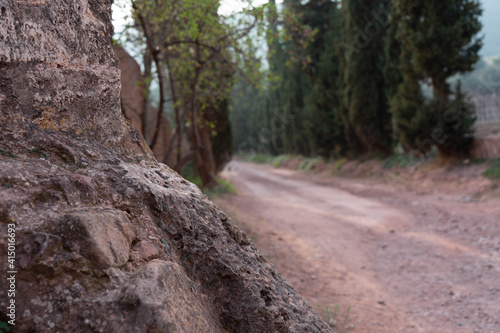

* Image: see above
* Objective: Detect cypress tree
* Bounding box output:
[389,47,436,154]
[303,2,347,157]
[341,0,393,155]
[395,0,482,159]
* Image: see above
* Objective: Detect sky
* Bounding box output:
[480,0,500,57]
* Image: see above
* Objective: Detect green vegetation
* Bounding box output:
[182,160,235,197]
[318,305,354,332]
[241,154,276,164]
[117,0,489,187]
[382,154,418,169]
[230,0,484,163]
[240,153,292,167]
[392,0,482,159]
[341,0,392,155]
[299,157,324,172]
[202,178,237,198]
[184,173,236,198]
[121,0,268,187]
[271,155,288,167]
[483,162,500,179]
[334,158,348,172]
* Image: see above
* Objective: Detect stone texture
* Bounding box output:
[118,260,223,332]
[0,1,333,332]
[55,208,135,268]
[0,0,129,148]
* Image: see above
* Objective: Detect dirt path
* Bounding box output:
[213,161,500,333]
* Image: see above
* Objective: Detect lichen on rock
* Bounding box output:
[0,0,333,332]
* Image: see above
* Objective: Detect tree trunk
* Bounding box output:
[432,77,449,104]
[432,77,454,162]
[190,114,217,187]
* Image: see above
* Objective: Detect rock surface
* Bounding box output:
[0,1,332,332]
[113,44,183,167]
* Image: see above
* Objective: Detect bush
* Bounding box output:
[483,162,500,179]
[333,158,348,172]
[202,178,236,198]
[382,154,417,169]
[299,157,324,172]
[241,154,275,164]
[435,81,476,158]
[271,155,288,167]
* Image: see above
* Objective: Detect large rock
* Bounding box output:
[113,44,188,167]
[0,1,333,332]
[55,208,135,268]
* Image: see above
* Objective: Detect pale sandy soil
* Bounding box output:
[213,161,500,333]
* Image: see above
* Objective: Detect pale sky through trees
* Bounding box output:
[112,0,498,57]
[112,0,283,29]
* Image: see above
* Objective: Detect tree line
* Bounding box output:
[119,0,271,187]
[231,0,483,161]
[120,0,482,187]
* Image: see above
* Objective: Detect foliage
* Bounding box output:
[319,305,354,332]
[241,153,276,164]
[382,153,418,169]
[395,0,483,102]
[333,158,348,172]
[393,0,483,159]
[121,0,486,178]
[451,59,500,96]
[202,178,237,198]
[129,0,268,186]
[435,81,477,157]
[483,161,500,179]
[389,46,437,154]
[303,3,347,157]
[271,155,288,167]
[0,321,10,332]
[340,0,392,155]
[299,157,324,172]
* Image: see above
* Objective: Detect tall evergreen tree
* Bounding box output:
[303,1,347,157]
[389,47,436,154]
[341,0,393,155]
[394,0,482,159]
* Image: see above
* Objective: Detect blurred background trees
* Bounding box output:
[114,0,493,186]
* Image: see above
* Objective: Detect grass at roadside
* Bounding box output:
[483,161,500,179]
[239,154,326,172]
[317,305,355,332]
[185,175,236,198]
[202,178,236,198]
[182,161,236,198]
[239,153,497,180]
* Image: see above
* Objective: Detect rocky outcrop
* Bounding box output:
[114,44,183,167]
[0,1,332,332]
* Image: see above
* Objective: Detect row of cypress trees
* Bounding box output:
[230,0,483,160]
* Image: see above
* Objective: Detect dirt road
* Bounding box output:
[213,161,500,333]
